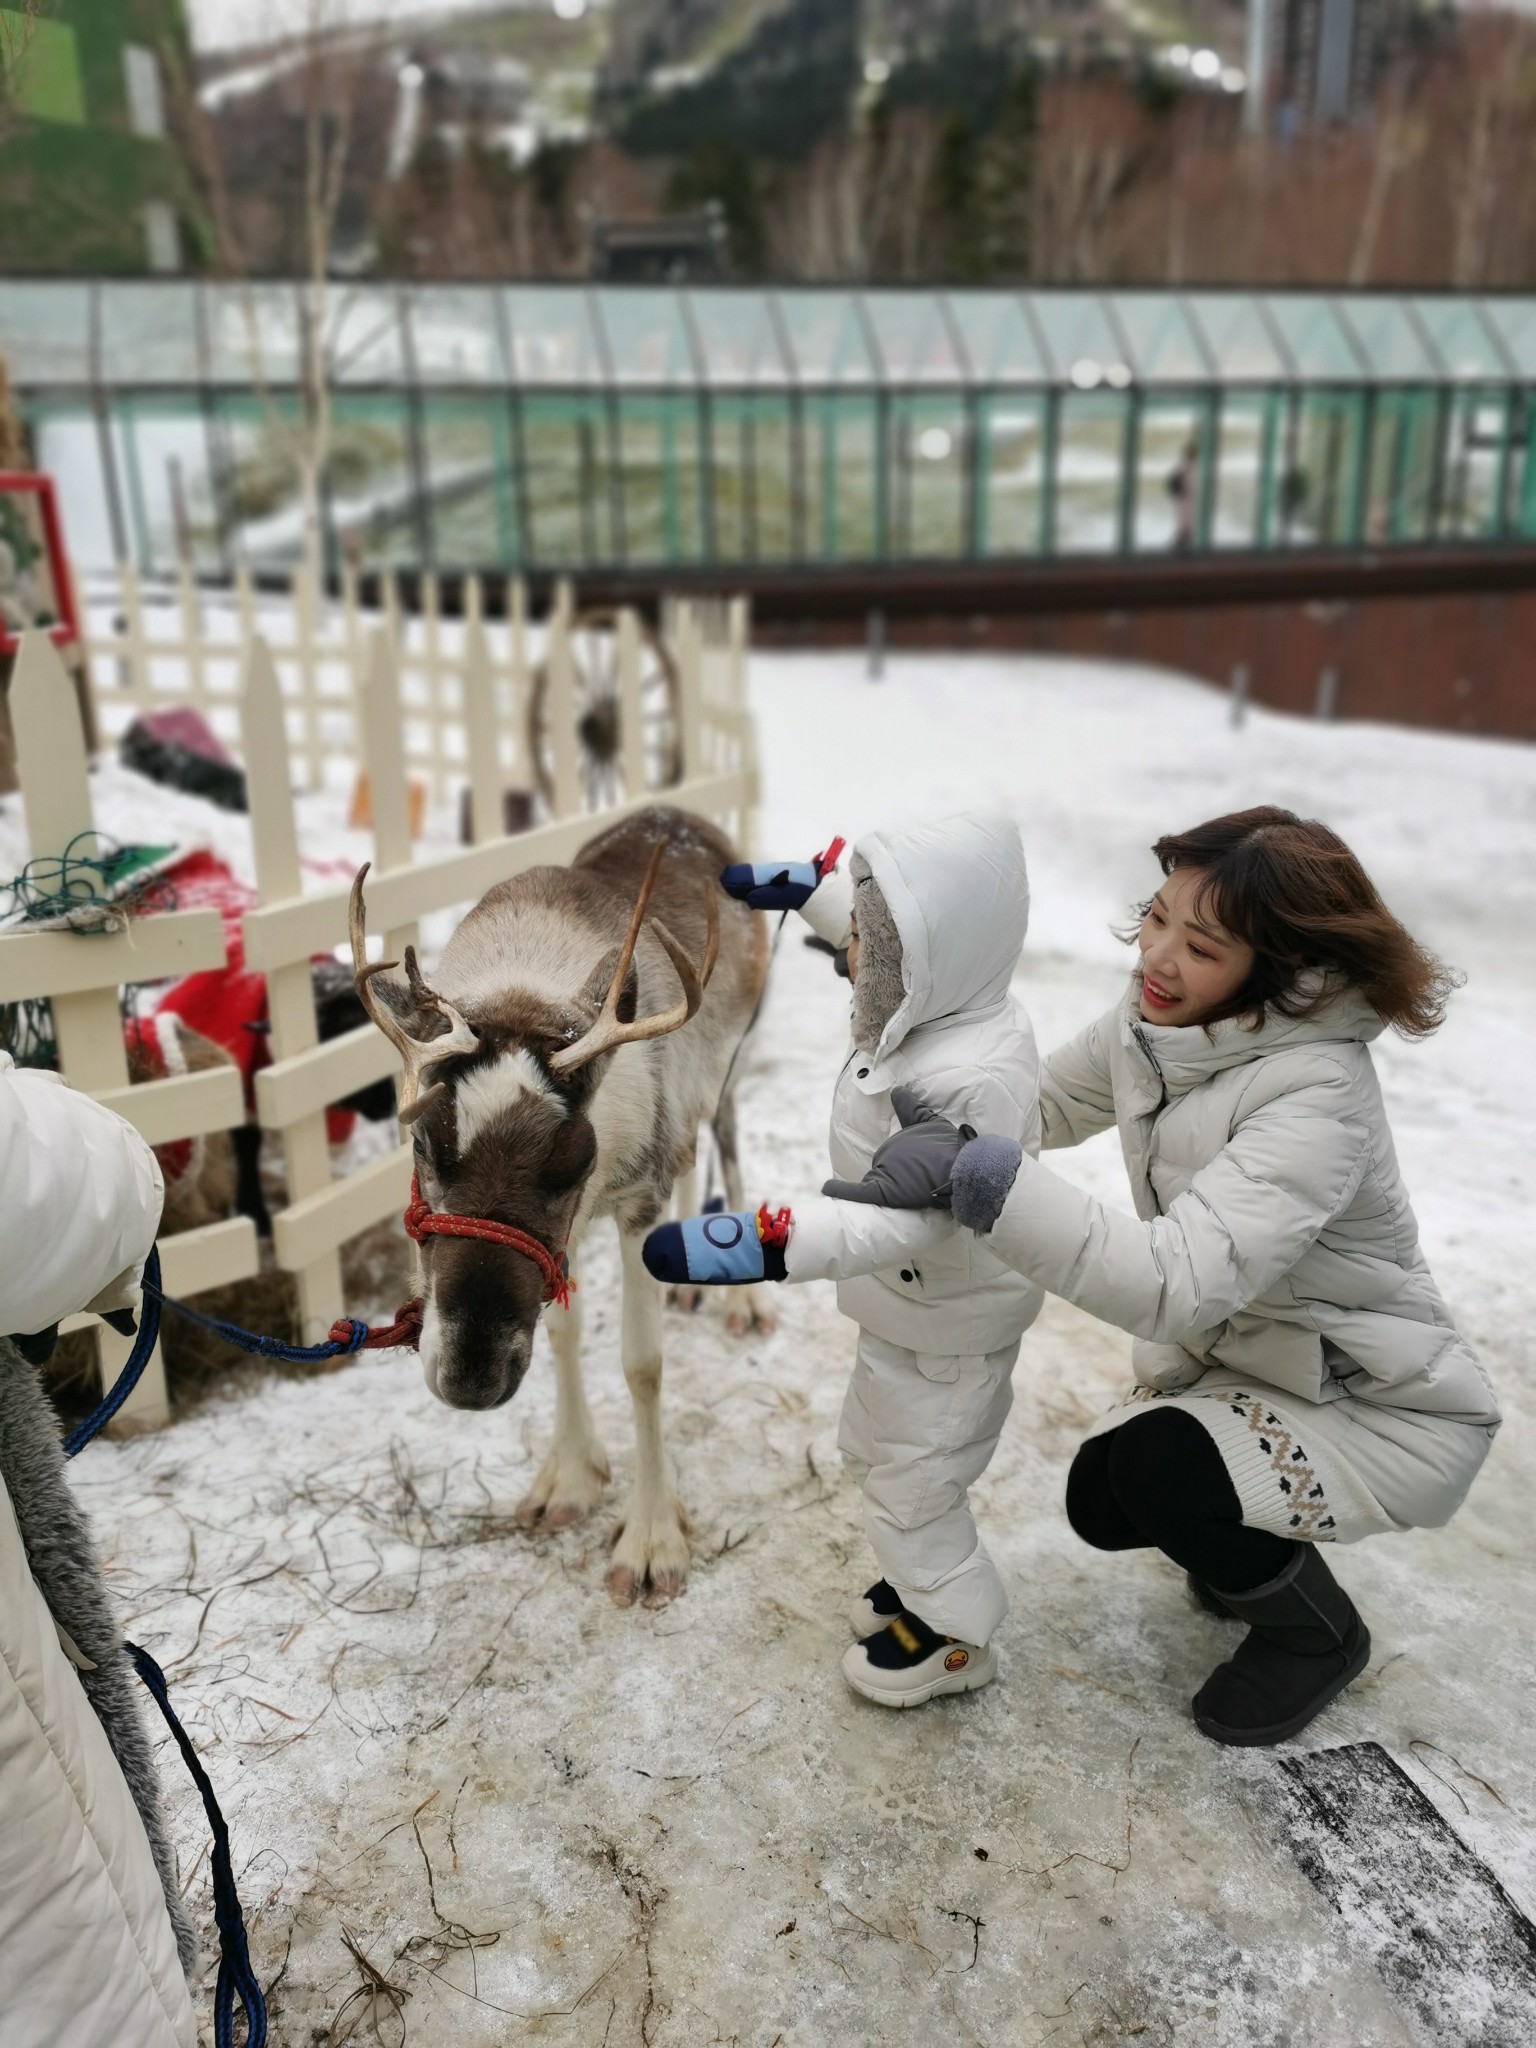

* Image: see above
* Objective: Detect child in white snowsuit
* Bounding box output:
[645,814,1042,1706]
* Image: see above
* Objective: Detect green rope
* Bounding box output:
[0,831,178,933]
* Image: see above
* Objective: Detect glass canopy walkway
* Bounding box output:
[3,280,1533,578]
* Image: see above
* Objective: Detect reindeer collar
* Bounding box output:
[403,1174,573,1311]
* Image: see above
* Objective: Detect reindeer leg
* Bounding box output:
[515,1246,611,1531]
[608,1224,690,1608]
[715,1089,777,1337]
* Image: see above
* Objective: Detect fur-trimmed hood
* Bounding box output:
[852,814,1030,1062]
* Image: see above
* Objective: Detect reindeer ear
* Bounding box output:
[540,1112,597,1194]
[580,946,639,1027]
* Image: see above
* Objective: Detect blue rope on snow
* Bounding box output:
[127,1642,268,2048]
[143,1279,372,1364]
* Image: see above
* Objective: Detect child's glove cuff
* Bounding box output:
[950,1137,1024,1235]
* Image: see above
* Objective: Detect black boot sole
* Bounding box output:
[1193,1624,1372,1747]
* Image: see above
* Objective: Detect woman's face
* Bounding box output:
[1137,865,1255,1027]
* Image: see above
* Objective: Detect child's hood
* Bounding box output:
[855,813,1029,1061]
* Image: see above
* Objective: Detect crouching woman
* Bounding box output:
[860,807,1499,1746]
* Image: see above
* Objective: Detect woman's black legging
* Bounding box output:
[1066,1407,1296,1593]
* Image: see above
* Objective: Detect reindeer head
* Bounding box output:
[349,850,716,1409]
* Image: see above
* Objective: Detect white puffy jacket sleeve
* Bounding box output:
[1039,1009,1119,1150]
[977,1075,1372,1346]
[784,1200,958,1283]
[0,1055,164,1337]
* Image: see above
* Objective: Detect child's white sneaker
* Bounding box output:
[842,1608,996,1708]
[848,1577,902,1635]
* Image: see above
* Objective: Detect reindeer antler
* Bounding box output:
[349,863,480,1123]
[549,840,719,1076]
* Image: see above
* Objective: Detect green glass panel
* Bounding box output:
[0,281,92,384]
[1436,388,1512,540]
[25,404,115,566]
[975,394,1046,556]
[100,283,199,383]
[504,289,605,386]
[803,395,878,559]
[1029,295,1127,386]
[2,15,85,125]
[615,396,704,565]
[887,396,966,557]
[520,397,613,565]
[1362,390,1439,543]
[112,398,219,575]
[1335,299,1439,383]
[947,295,1049,383]
[420,396,515,567]
[1105,296,1210,386]
[1054,391,1131,552]
[776,293,875,385]
[687,293,788,387]
[1407,300,1508,383]
[1261,297,1361,381]
[1210,393,1279,548]
[330,289,407,384]
[707,396,794,561]
[596,289,697,387]
[405,287,502,385]
[1281,392,1366,544]
[206,285,301,386]
[1132,395,1213,550]
[326,396,417,569]
[1183,295,1287,382]
[862,294,965,383]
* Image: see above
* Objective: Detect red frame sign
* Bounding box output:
[0,472,79,656]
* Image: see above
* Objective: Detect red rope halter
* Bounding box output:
[403,1174,573,1310]
[324,1177,572,1354]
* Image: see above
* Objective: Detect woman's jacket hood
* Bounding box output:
[855,813,1030,1063]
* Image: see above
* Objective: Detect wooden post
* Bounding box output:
[240,634,343,1339]
[675,601,705,783]
[616,608,647,799]
[9,633,170,1426]
[359,626,420,964]
[463,616,503,846]
[544,605,582,819]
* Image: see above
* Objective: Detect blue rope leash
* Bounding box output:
[144,1279,372,1365]
[126,1642,268,2048]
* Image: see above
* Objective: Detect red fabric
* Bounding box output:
[151,850,356,1143]
[756,1202,793,1252]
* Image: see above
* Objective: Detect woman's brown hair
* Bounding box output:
[1141,806,1459,1037]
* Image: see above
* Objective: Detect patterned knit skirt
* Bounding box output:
[1081,1381,1401,1545]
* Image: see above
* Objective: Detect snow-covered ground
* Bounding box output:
[67,650,1535,2045]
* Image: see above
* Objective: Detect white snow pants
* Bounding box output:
[838,1327,1020,1647]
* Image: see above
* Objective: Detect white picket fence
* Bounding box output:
[3,587,758,1430]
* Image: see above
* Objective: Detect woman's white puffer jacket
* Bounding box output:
[973,981,1499,1527]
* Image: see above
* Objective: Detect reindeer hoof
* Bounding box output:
[607,1494,691,1606]
[725,1285,778,1338]
[516,1444,611,1531]
[666,1284,705,1316]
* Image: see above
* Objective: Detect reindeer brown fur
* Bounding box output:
[350,806,769,1605]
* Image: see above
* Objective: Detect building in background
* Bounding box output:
[0,0,202,273]
[1246,0,1408,132]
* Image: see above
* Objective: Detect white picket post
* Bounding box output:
[675,601,705,784]
[9,633,170,1426]
[616,609,647,799]
[358,627,419,963]
[240,633,344,1339]
[463,617,503,846]
[544,605,582,819]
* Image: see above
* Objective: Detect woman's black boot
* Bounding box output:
[1185,1573,1238,1619]
[1192,1545,1370,1747]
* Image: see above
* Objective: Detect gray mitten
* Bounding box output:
[821,1085,975,1207]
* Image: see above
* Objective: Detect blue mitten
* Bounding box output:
[720,837,844,913]
[643,1204,791,1285]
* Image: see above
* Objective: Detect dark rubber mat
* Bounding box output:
[1275,1741,1536,2046]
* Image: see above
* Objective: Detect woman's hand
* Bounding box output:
[821,1087,974,1207]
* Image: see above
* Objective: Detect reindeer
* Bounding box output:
[349,806,769,1604]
